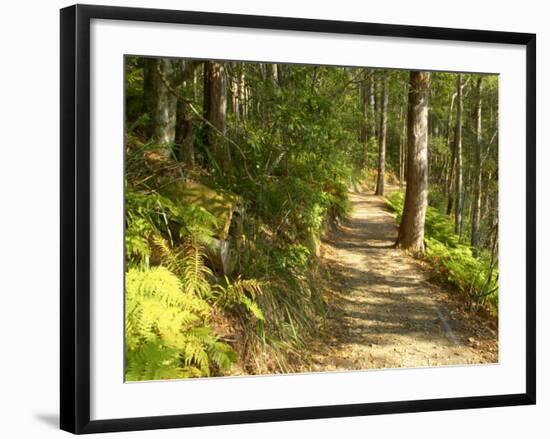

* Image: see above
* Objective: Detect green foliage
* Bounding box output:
[125,342,185,381]
[387,191,498,312]
[215,276,265,321]
[124,58,499,378]
[125,266,236,381]
[155,238,214,299]
[125,188,217,268]
[236,238,326,371]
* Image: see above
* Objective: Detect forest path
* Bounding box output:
[309,185,498,371]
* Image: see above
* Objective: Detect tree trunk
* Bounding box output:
[267,63,278,86]
[399,82,408,189]
[368,72,376,141]
[375,73,389,195]
[359,70,371,167]
[176,98,194,165]
[398,71,430,253]
[460,167,470,238]
[373,73,380,142]
[144,58,178,157]
[398,107,405,189]
[445,92,457,214]
[239,69,247,120]
[470,76,484,254]
[193,68,198,103]
[359,79,367,144]
[230,63,240,118]
[203,61,229,170]
[483,171,492,222]
[454,74,464,236]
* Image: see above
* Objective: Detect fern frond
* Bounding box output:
[125,266,236,381]
[215,276,266,321]
[125,342,181,381]
[181,242,213,299]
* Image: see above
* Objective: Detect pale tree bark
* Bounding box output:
[470,76,484,254]
[229,63,240,118]
[193,69,198,103]
[203,61,229,170]
[144,58,178,157]
[375,73,389,196]
[454,74,464,236]
[461,168,470,236]
[397,71,430,253]
[368,72,376,141]
[144,58,199,161]
[259,63,267,82]
[373,73,380,142]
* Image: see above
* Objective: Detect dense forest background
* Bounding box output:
[124,57,499,381]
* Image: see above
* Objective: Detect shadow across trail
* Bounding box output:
[310,186,498,372]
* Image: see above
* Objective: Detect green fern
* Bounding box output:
[155,237,214,299]
[125,188,218,269]
[215,276,265,321]
[125,342,182,381]
[125,266,236,381]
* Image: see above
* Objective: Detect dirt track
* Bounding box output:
[308,187,498,371]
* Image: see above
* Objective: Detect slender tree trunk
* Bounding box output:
[239,68,246,120]
[203,61,229,170]
[144,58,178,157]
[359,69,371,167]
[368,72,376,141]
[193,68,198,103]
[259,63,267,82]
[230,64,240,118]
[359,79,367,144]
[445,92,457,213]
[482,171,492,222]
[373,73,381,142]
[471,76,484,254]
[248,86,252,119]
[460,168,470,238]
[427,101,433,177]
[399,107,404,189]
[441,156,448,188]
[173,62,200,166]
[399,82,408,189]
[267,63,278,86]
[398,71,430,252]
[176,98,194,165]
[375,73,389,195]
[454,74,464,235]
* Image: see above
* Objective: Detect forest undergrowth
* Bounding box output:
[124,58,499,380]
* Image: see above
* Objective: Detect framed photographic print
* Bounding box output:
[60,4,536,434]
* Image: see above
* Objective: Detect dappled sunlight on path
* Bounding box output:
[310,186,498,371]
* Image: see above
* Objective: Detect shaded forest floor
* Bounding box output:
[306,185,498,372]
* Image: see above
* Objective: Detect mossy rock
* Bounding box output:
[162,181,241,240]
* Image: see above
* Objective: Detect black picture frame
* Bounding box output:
[60,4,536,434]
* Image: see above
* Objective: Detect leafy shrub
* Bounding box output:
[387,191,498,312]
